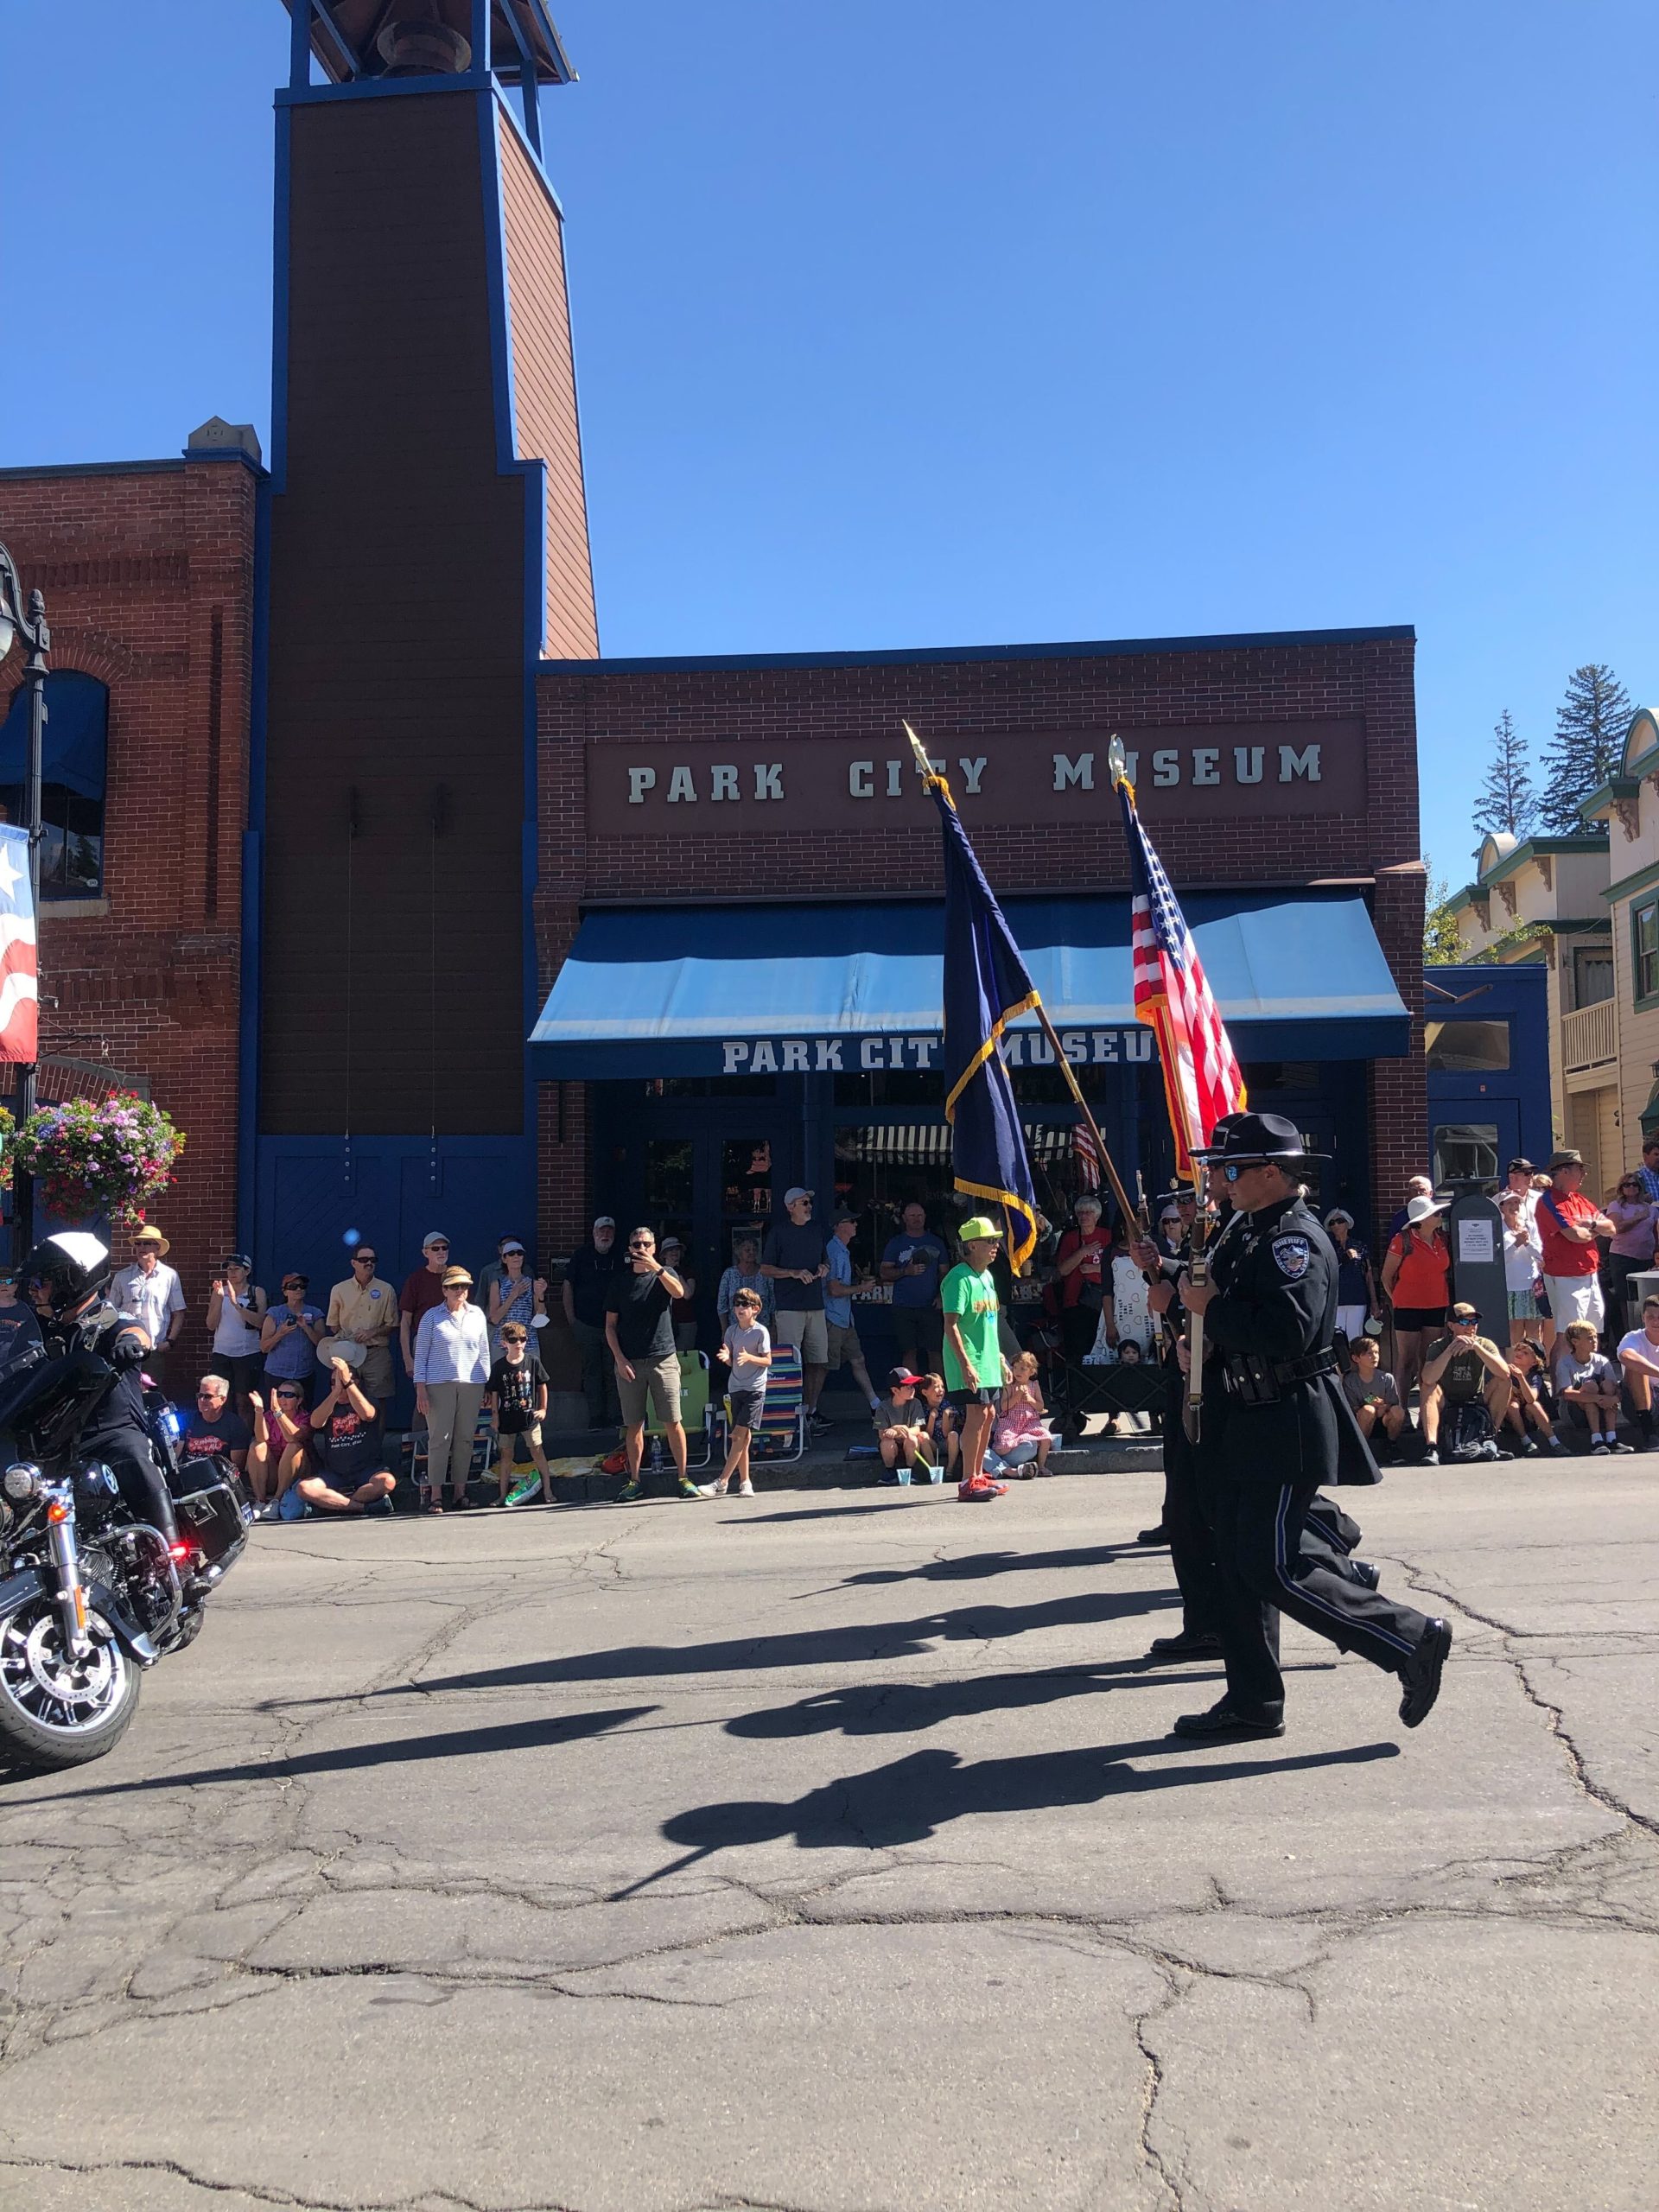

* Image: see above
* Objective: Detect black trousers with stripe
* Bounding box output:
[1205,1477,1430,1716]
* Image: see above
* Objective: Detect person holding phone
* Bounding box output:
[605,1228,697,1503]
[207,1253,267,1422]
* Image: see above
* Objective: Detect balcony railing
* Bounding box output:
[1562,996,1617,1072]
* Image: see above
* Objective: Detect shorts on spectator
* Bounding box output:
[947,1387,999,1412]
[220,1351,264,1401]
[825,1319,861,1371]
[728,1389,764,1431]
[1546,1274,1605,1330]
[773,1309,829,1365]
[618,1351,682,1429]
[1508,1289,1541,1321]
[496,1412,541,1440]
[1392,1306,1447,1334]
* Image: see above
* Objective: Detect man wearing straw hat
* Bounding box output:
[110,1224,186,1396]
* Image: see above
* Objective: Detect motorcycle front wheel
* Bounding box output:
[0,1596,142,1770]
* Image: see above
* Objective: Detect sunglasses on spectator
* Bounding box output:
[195,1391,222,1402]
[275,1389,302,1401]
[283,1281,306,1291]
[427,1241,449,1250]
[353,1252,377,1264]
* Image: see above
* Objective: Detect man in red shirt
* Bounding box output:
[1536,1149,1615,1338]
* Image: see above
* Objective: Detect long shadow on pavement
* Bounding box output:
[3,1704,658,1803]
[267,1584,1183,1711]
[651,1737,1402,1862]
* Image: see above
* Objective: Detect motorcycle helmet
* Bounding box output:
[19,1230,111,1319]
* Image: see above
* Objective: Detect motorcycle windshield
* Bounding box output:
[0,1344,118,1459]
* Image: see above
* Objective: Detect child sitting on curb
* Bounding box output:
[873,1367,936,1484]
[987,1351,1056,1477]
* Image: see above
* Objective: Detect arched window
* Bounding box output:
[0,671,109,897]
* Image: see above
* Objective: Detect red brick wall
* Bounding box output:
[0,453,257,1346]
[533,632,1424,1250]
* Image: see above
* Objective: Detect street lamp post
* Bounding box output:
[0,539,48,1262]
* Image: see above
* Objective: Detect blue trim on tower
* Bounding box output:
[276,75,478,108]
[270,105,293,494]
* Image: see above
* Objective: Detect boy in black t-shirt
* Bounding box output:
[486,1322,556,1504]
[296,1357,397,1514]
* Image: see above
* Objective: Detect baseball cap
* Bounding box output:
[887,1365,925,1388]
[593,1215,616,1230]
[784,1185,814,1206]
[422,1230,449,1249]
[958,1215,1003,1243]
[501,1240,525,1255]
[829,1206,857,1226]
[1449,1301,1479,1323]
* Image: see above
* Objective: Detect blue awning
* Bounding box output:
[529,892,1410,1077]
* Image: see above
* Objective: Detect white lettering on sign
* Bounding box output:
[717,1030,1148,1072]
[958,757,988,793]
[628,766,657,804]
[886,760,903,798]
[1235,747,1263,784]
[1279,743,1321,783]
[754,764,785,800]
[1192,747,1220,786]
[849,760,874,798]
[711,764,739,801]
[1152,748,1179,785]
[1053,752,1094,791]
[667,765,696,802]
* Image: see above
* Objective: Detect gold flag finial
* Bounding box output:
[903,721,951,802]
[1107,733,1135,805]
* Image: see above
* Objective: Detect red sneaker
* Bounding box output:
[957,1477,1008,1502]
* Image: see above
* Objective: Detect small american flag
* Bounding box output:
[0,824,38,1064]
[1117,780,1244,1175]
[1071,1120,1101,1193]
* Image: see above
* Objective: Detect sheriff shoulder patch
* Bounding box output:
[1273,1235,1311,1280]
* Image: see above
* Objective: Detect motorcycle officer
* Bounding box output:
[18,1230,181,1544]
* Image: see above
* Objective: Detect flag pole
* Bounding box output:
[902,722,1144,1239]
[1107,734,1210,1438]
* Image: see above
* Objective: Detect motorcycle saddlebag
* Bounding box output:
[168,1452,254,1571]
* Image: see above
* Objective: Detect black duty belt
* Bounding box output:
[1222,1347,1338,1404]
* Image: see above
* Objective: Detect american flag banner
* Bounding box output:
[0,823,39,1064]
[1116,776,1245,1176]
[1071,1119,1101,1193]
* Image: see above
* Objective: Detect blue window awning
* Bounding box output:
[529,892,1410,1078]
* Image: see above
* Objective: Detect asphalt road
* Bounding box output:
[0,1456,1655,2212]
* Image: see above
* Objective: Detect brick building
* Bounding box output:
[0,3,1426,1378]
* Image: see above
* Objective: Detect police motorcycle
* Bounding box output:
[0,1233,252,1771]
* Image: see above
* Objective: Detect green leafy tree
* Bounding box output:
[1423,868,1464,965]
[1471,709,1538,842]
[1540,664,1631,832]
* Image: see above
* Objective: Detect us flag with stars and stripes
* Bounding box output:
[1116,779,1244,1176]
[0,824,37,1064]
[1071,1119,1101,1193]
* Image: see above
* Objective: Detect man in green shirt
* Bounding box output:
[942,1216,1013,1501]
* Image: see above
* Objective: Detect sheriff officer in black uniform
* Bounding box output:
[1174,1112,1452,1740]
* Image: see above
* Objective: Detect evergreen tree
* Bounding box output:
[1471,709,1538,842]
[1539,664,1631,832]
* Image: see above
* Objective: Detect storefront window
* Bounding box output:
[830,1121,1080,1269]
[1432,1122,1499,1185]
[643,1137,695,1253]
[719,1135,774,1236]
[1424,1020,1510,1073]
[640,1075,776,1098]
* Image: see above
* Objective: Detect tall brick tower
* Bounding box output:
[253,1,596,1268]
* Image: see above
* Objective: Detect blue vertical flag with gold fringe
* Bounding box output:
[906,725,1040,1273]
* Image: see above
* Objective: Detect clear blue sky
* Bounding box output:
[3,1,1656,887]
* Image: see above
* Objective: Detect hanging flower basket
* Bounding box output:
[0,1106,14,1193]
[12,1093,185,1229]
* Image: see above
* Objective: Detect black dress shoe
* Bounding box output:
[1146,1630,1224,1660]
[1397,1618,1452,1729]
[1137,1524,1170,1546]
[1351,1560,1382,1590]
[1171,1699,1285,1741]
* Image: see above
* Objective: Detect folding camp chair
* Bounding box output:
[403,1404,497,1493]
[1055,1353,1166,1439]
[712,1339,806,1465]
[645,1351,715,1469]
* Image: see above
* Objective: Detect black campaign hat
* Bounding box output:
[1192,1110,1326,1166]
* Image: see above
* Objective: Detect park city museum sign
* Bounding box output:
[586,721,1364,835]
